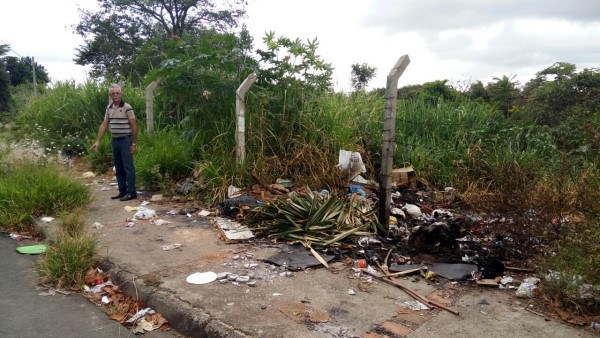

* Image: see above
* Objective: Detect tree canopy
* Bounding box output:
[74,0,247,82]
[4,56,49,86]
[350,63,377,91]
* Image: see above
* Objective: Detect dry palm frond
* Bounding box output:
[245,187,383,246]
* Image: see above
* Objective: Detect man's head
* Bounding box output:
[109,84,122,105]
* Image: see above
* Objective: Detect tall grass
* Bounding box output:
[0,163,92,232]
[16,81,145,158]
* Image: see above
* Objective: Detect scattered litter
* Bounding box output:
[166,209,178,215]
[110,182,118,186]
[186,272,218,285]
[500,276,514,285]
[16,244,47,255]
[9,233,23,241]
[401,300,429,311]
[515,277,540,298]
[151,219,173,226]
[212,217,254,243]
[198,209,212,217]
[126,222,135,228]
[337,150,366,179]
[101,295,111,304]
[40,216,55,223]
[266,243,335,270]
[81,171,95,178]
[273,293,282,296]
[101,187,110,191]
[429,263,478,280]
[476,278,500,287]
[161,243,182,251]
[391,166,415,187]
[391,208,406,219]
[126,307,154,323]
[124,206,140,212]
[133,208,156,220]
[140,201,150,206]
[358,236,381,247]
[348,289,356,295]
[92,222,104,229]
[591,321,600,330]
[227,185,242,198]
[276,178,293,188]
[402,204,422,218]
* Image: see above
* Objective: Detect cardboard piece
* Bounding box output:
[212,217,254,243]
[391,166,415,187]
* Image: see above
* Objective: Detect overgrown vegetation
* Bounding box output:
[0,163,92,233]
[35,210,97,290]
[5,5,600,309]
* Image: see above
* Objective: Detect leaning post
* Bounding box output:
[378,55,410,228]
[235,72,258,165]
[145,80,160,141]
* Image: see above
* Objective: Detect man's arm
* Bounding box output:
[129,117,138,155]
[90,116,109,152]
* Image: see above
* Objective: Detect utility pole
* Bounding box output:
[32,56,37,96]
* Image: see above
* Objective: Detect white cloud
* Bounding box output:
[1,0,599,91]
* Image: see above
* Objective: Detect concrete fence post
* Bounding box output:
[235,72,258,165]
[378,55,410,228]
[145,80,160,140]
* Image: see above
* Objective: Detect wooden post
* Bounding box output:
[145,80,160,141]
[235,72,258,165]
[378,55,410,228]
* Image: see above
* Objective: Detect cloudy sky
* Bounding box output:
[2,0,599,91]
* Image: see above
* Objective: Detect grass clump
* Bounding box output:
[0,163,92,232]
[36,211,97,290]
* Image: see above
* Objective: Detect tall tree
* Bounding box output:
[4,56,49,86]
[0,44,11,112]
[74,0,247,82]
[350,63,377,91]
[488,75,520,117]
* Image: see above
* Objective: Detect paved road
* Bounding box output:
[0,235,185,338]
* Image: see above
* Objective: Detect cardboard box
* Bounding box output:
[391,166,415,187]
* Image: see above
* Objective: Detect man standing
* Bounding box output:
[91,84,138,201]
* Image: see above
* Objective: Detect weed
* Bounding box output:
[0,163,91,232]
[35,232,97,290]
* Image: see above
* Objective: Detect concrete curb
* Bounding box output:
[99,259,252,338]
[33,218,250,338]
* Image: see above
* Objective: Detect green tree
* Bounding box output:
[0,44,11,112]
[255,32,333,92]
[4,56,50,86]
[467,80,490,103]
[74,0,247,82]
[350,63,377,91]
[488,75,520,117]
[419,80,461,105]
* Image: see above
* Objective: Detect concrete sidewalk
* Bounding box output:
[46,176,596,338]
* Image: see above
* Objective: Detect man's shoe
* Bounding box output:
[119,193,138,201]
[111,192,127,200]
